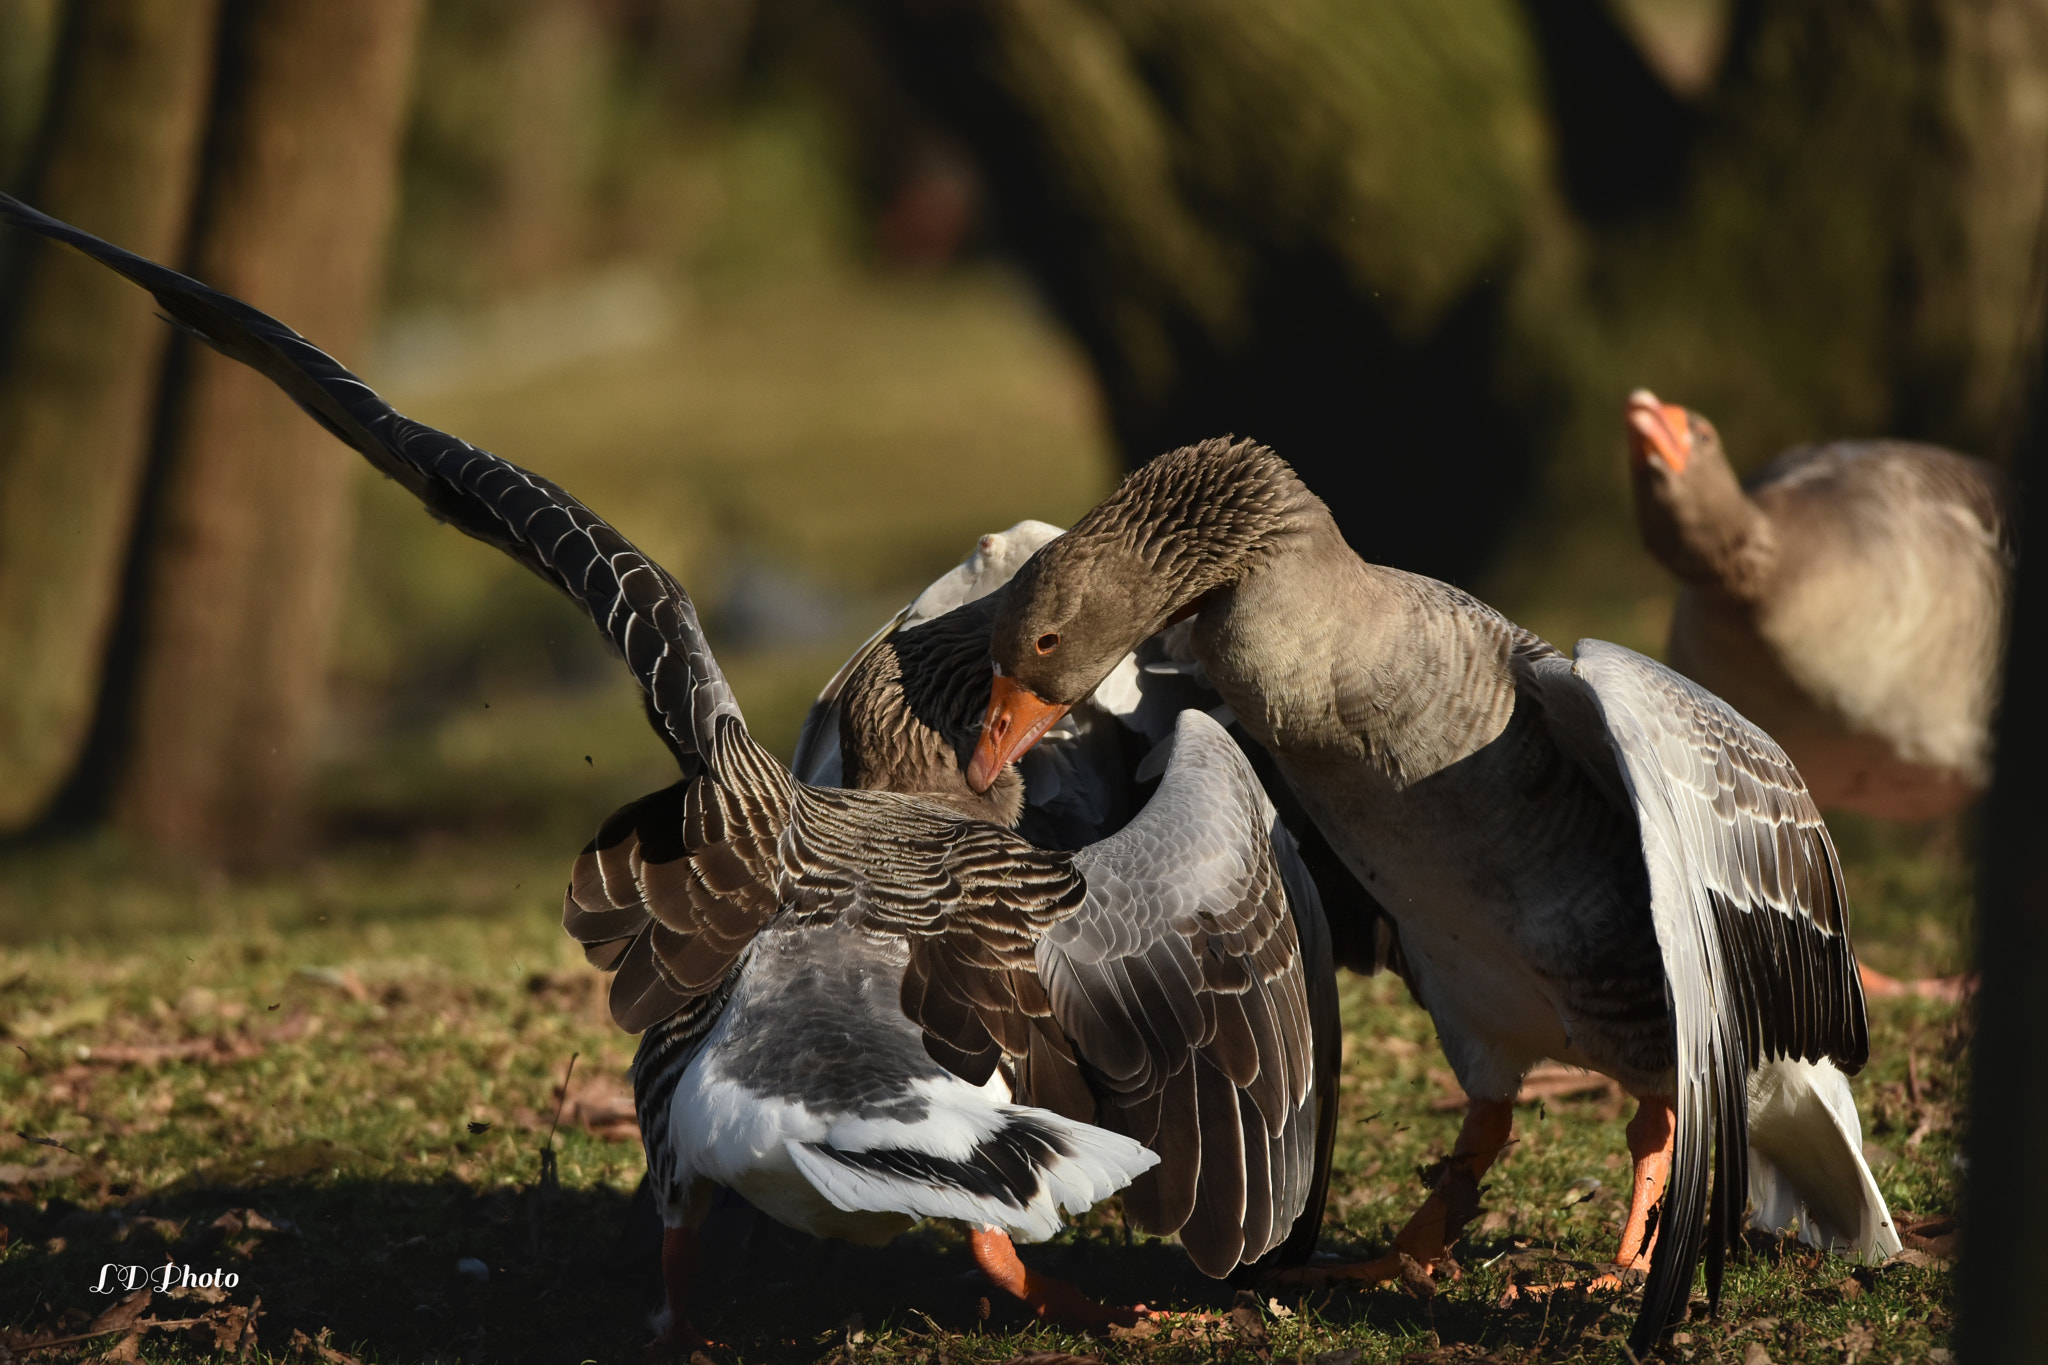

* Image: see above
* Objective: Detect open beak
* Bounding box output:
[1626,389,1692,476]
[967,674,1072,793]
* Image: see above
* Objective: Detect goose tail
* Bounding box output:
[1746,1057,1901,1260]
[787,1080,1158,1243]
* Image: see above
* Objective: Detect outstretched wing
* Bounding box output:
[1047,709,1326,1277]
[0,192,739,774]
[1556,638,1866,1352]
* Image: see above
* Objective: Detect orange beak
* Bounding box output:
[967,674,1072,793]
[1626,389,1692,476]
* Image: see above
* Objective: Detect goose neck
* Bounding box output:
[1199,543,1519,787]
[1637,456,1778,601]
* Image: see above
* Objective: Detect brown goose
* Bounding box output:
[1627,389,2011,823]
[0,198,1329,1339]
[968,437,1899,1354]
[789,519,1065,801]
[795,523,1348,1269]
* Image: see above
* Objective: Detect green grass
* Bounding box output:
[0,881,1960,1363]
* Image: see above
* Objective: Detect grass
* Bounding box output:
[0,880,1961,1363]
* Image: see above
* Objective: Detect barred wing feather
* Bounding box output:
[1563,640,1867,1350]
[1049,710,1323,1276]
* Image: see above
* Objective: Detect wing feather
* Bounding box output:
[1052,710,1327,1273]
[1559,640,1867,1352]
[1176,1058,1249,1277]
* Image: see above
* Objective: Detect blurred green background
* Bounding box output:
[0,0,1998,979]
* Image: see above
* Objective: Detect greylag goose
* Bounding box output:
[967,437,1899,1353]
[796,522,1348,1269]
[1627,389,2010,823]
[790,519,1065,795]
[0,198,1328,1338]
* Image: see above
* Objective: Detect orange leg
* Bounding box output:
[1272,1097,1515,1287]
[1587,1096,1676,1293]
[968,1227,1155,1329]
[1614,1098,1675,1269]
[1860,962,1973,1003]
[652,1226,720,1348]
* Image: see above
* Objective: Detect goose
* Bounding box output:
[1626,388,2010,824]
[966,436,1900,1353]
[0,198,1330,1340]
[794,522,1349,1270]
[802,519,1400,974]
[789,519,1066,795]
[797,519,1256,851]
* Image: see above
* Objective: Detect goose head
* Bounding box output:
[839,594,1029,825]
[970,437,1306,791]
[1626,389,1771,593]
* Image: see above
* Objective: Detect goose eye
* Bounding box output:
[1035,632,1061,655]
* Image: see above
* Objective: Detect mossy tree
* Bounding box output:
[0,0,424,860]
[852,0,2048,582]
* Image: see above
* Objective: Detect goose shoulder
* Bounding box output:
[1750,439,2006,544]
[1747,440,2009,599]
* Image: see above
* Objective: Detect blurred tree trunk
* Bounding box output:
[851,0,2048,579]
[1559,0,2048,473]
[853,0,1548,585]
[110,0,422,863]
[0,0,222,834]
[1962,217,2048,1364]
[0,0,68,190]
